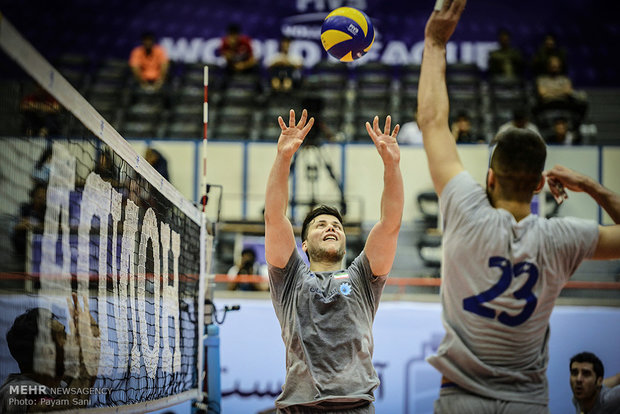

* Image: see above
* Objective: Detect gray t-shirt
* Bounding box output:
[427,172,599,405]
[573,385,620,414]
[269,249,386,409]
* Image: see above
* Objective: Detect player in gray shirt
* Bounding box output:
[264,109,403,413]
[416,0,620,412]
[570,352,620,414]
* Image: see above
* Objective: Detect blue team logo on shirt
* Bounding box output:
[339,282,352,296]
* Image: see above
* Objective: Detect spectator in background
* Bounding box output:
[488,28,525,79]
[20,84,62,137]
[451,111,485,143]
[94,148,121,187]
[534,55,588,128]
[145,148,169,181]
[227,247,268,291]
[300,95,338,145]
[569,352,620,414]
[497,107,540,136]
[12,182,47,268]
[532,33,568,76]
[129,31,170,92]
[220,23,257,73]
[398,106,424,145]
[545,116,580,145]
[267,36,304,94]
[219,23,262,92]
[32,147,53,185]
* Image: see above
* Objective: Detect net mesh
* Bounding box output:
[0,14,204,410]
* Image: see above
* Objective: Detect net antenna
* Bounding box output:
[0,13,210,411]
[202,66,209,212]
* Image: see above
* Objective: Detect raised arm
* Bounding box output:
[544,164,620,223]
[264,109,314,268]
[603,372,620,388]
[417,0,467,196]
[363,116,404,276]
[544,164,620,260]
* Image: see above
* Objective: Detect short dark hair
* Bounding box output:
[227,24,241,35]
[301,205,343,242]
[512,107,528,122]
[455,110,470,121]
[498,28,511,37]
[241,247,256,260]
[6,308,54,372]
[141,31,155,41]
[490,128,546,202]
[570,352,604,379]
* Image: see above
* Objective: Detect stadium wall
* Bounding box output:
[125,140,620,225]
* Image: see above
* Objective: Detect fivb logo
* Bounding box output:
[35,143,182,380]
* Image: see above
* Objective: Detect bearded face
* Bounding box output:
[302,214,346,264]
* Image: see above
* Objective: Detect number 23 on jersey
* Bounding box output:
[463,256,539,327]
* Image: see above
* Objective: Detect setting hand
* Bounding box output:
[276,109,314,158]
[366,115,400,164]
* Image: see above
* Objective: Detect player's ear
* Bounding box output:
[487,168,495,188]
[301,240,308,253]
[533,175,545,194]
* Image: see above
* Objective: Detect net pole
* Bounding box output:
[199,64,211,408]
[202,66,209,212]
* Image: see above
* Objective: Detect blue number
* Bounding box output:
[498,262,538,326]
[463,257,512,319]
[462,257,539,327]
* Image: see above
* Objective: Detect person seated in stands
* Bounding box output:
[534,55,588,129]
[129,31,169,92]
[267,36,304,94]
[398,106,424,145]
[145,148,169,181]
[20,84,62,137]
[11,182,47,271]
[497,107,540,136]
[488,28,525,80]
[545,116,580,145]
[227,247,269,291]
[531,32,568,76]
[219,23,263,94]
[220,23,257,74]
[94,148,122,187]
[451,111,486,143]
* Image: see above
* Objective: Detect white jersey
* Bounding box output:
[427,172,599,405]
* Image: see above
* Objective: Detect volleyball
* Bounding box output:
[320,7,375,62]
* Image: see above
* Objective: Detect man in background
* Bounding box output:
[227,247,268,291]
[129,31,169,92]
[570,352,620,414]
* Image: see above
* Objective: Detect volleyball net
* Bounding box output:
[0,13,209,411]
